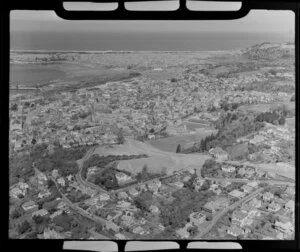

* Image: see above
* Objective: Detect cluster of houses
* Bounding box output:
[9,51,285,156]
[225,187,295,239]
[10,182,29,199]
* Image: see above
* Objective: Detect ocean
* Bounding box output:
[10,31,293,52]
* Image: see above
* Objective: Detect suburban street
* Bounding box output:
[50,177,111,239]
[193,187,264,239]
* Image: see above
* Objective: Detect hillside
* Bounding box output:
[241,42,294,60]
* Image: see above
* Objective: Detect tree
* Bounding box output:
[11,103,18,111]
[11,209,21,219]
[116,128,125,144]
[206,214,213,221]
[18,220,31,234]
[290,94,295,102]
[134,191,153,211]
[161,166,167,175]
[188,226,198,237]
[266,214,277,224]
[25,231,37,239]
[278,116,285,125]
[33,215,45,225]
[176,144,181,153]
[95,223,103,233]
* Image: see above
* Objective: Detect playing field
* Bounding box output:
[93,139,210,175]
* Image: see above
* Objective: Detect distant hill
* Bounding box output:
[241,42,294,60]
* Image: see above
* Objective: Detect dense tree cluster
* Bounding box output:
[290,94,295,102]
[135,164,162,182]
[67,190,90,203]
[201,159,222,178]
[18,220,31,234]
[159,188,214,229]
[93,169,118,190]
[176,144,181,153]
[9,144,88,186]
[255,110,286,125]
[134,191,154,211]
[219,100,240,111]
[9,153,34,186]
[182,113,265,154]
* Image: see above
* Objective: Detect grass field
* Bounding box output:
[93,139,210,175]
[147,131,216,153]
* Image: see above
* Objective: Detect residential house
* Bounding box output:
[57,201,67,210]
[43,228,64,239]
[10,187,23,199]
[115,172,131,185]
[189,212,206,225]
[256,170,266,178]
[132,226,145,235]
[117,200,131,208]
[99,193,110,201]
[245,169,256,178]
[285,187,295,196]
[221,165,236,173]
[227,225,245,237]
[52,169,59,179]
[57,177,66,187]
[38,189,51,199]
[158,224,165,231]
[231,210,249,227]
[262,192,274,202]
[149,205,160,214]
[249,135,266,145]
[115,233,127,239]
[219,181,231,188]
[285,200,294,212]
[18,182,29,190]
[128,188,139,197]
[267,172,277,179]
[85,197,99,206]
[147,179,162,192]
[214,188,222,195]
[50,210,63,219]
[37,172,48,185]
[248,198,262,208]
[202,198,229,214]
[106,221,120,233]
[173,181,184,188]
[32,209,49,217]
[274,219,294,234]
[241,185,253,194]
[117,191,129,200]
[176,226,190,239]
[209,147,228,161]
[237,167,247,176]
[22,200,39,212]
[247,181,258,189]
[147,134,155,140]
[229,189,245,199]
[247,207,260,218]
[183,175,191,183]
[67,175,74,182]
[194,177,205,187]
[121,214,134,227]
[267,201,281,212]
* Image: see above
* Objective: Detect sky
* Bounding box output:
[10,1,294,34]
